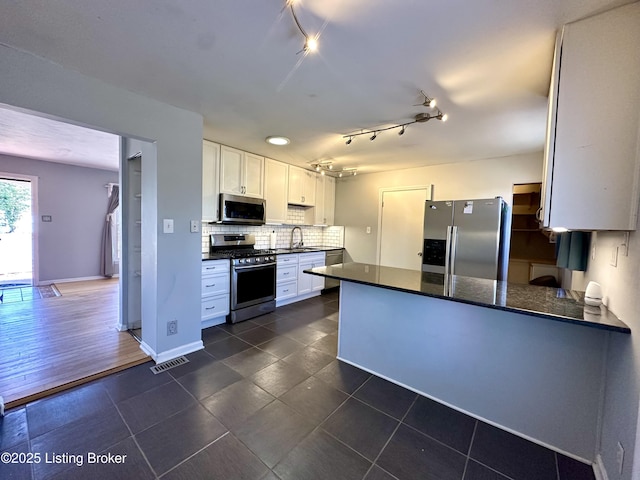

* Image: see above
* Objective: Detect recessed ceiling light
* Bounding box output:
[266,136,290,146]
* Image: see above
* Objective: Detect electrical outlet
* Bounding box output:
[617,442,625,475]
[190,220,199,233]
[167,320,178,336]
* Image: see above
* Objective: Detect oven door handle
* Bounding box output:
[233,262,277,271]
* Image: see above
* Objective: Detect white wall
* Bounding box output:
[579,228,640,479]
[0,154,118,282]
[0,44,203,360]
[335,152,543,263]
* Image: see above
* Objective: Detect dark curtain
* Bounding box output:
[556,231,591,271]
[100,185,120,277]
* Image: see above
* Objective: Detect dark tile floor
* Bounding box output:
[0,292,596,480]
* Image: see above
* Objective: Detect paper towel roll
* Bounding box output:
[269,231,277,249]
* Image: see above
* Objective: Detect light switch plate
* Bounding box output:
[190,220,199,233]
[163,219,174,234]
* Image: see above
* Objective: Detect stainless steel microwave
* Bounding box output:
[219,193,266,225]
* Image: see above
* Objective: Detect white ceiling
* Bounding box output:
[0,0,632,174]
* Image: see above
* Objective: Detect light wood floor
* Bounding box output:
[0,278,149,409]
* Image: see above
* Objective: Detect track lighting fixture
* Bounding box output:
[286,0,318,54]
[310,161,357,177]
[343,90,448,144]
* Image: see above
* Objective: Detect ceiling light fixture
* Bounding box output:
[343,90,448,144]
[266,136,290,146]
[310,161,357,177]
[286,0,318,54]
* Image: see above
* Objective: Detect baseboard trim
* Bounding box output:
[593,454,609,480]
[140,340,204,364]
[40,275,107,285]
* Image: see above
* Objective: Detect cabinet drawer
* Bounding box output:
[276,281,298,301]
[277,254,298,265]
[201,273,230,297]
[277,264,297,283]
[299,252,325,264]
[201,294,229,320]
[202,260,230,274]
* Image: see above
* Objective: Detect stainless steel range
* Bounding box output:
[209,234,276,324]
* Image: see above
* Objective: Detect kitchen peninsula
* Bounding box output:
[305,262,631,464]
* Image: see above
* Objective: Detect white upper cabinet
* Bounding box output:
[220,145,264,198]
[202,140,220,222]
[288,165,316,206]
[264,158,289,224]
[541,3,640,231]
[314,175,336,225]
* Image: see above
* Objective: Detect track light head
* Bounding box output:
[370,132,377,141]
[398,126,405,136]
[338,172,343,177]
[304,36,318,52]
[345,137,352,145]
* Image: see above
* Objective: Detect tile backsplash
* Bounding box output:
[201,206,344,252]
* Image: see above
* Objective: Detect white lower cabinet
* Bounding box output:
[298,252,325,296]
[277,252,325,306]
[201,259,230,327]
[276,255,299,305]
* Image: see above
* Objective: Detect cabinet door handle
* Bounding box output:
[205,306,216,310]
[205,266,216,270]
[283,272,289,275]
[535,207,542,222]
[205,284,216,287]
[283,289,289,293]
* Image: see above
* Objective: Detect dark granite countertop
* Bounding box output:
[202,246,344,261]
[304,262,631,334]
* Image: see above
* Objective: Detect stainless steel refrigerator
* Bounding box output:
[421,198,509,281]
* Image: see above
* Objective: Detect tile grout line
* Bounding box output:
[362,393,420,479]
[109,384,160,479]
[157,431,230,479]
[461,420,479,480]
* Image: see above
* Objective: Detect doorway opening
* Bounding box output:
[0,175,37,299]
[507,183,558,286]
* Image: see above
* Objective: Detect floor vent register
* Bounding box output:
[150,356,189,374]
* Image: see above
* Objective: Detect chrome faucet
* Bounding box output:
[290,226,303,249]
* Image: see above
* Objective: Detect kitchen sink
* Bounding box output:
[279,247,319,253]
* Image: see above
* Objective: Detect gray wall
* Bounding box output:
[0,43,203,359]
[335,152,543,264]
[0,154,118,282]
[579,229,640,479]
[339,281,607,461]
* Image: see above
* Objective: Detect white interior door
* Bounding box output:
[379,188,430,270]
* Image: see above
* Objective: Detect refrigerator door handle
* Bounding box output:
[445,226,453,275]
[450,226,459,275]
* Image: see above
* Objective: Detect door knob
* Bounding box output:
[418,252,423,256]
